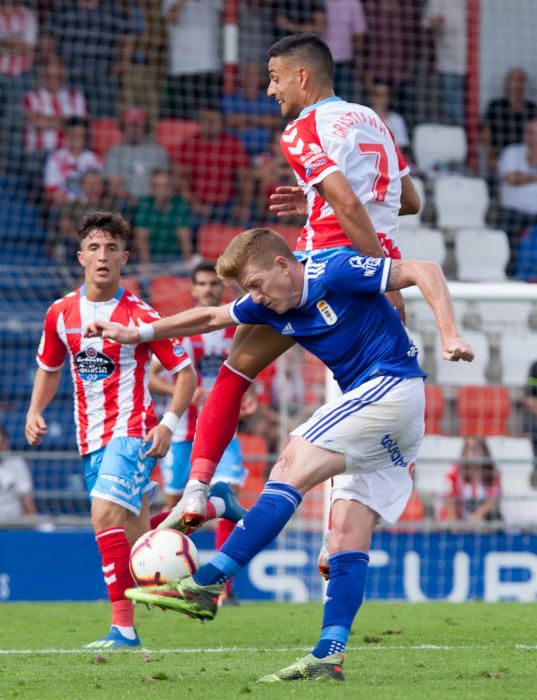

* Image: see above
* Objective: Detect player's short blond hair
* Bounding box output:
[216,228,295,284]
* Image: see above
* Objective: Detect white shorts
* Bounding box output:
[291,375,425,523]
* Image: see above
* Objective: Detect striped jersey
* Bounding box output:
[24,87,87,153]
[230,253,425,393]
[0,6,37,76]
[279,96,409,256]
[37,285,191,456]
[160,327,236,443]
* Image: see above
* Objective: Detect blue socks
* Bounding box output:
[311,551,369,659]
[193,481,302,586]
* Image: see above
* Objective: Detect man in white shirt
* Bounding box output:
[0,426,36,522]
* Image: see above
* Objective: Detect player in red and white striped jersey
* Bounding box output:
[0,3,36,77]
[23,57,87,154]
[25,212,197,649]
[159,34,421,533]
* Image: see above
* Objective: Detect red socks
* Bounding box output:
[95,527,135,627]
[190,364,252,483]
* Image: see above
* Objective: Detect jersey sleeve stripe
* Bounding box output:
[168,357,192,374]
[228,303,243,324]
[380,259,392,294]
[36,357,64,372]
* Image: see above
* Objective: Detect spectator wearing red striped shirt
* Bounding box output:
[0,1,37,170]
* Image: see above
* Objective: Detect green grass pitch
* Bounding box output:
[0,601,535,699]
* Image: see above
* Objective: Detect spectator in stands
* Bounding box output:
[239,0,275,68]
[172,104,253,228]
[323,0,367,103]
[23,56,87,195]
[222,62,282,157]
[498,117,537,276]
[104,106,169,204]
[362,0,421,125]
[274,0,325,41]
[42,0,134,118]
[44,117,102,206]
[162,0,222,119]
[522,361,537,460]
[0,425,36,521]
[54,169,119,264]
[482,68,537,175]
[0,1,38,170]
[442,436,501,522]
[134,168,193,267]
[423,0,467,127]
[253,130,297,222]
[368,79,411,158]
[118,1,166,127]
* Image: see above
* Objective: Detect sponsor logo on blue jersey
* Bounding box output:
[316,300,338,325]
[381,434,409,468]
[349,256,382,277]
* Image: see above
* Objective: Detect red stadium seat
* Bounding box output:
[457,385,511,436]
[198,224,244,261]
[150,275,193,317]
[155,119,200,155]
[272,224,301,250]
[238,433,269,509]
[424,384,444,434]
[91,118,123,158]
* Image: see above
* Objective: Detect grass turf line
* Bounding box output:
[0,601,536,699]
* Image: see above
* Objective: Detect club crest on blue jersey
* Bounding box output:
[316,300,338,325]
[349,256,382,277]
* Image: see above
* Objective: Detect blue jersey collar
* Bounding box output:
[81,284,124,302]
[299,96,342,119]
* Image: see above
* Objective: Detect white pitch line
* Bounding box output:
[0,644,534,655]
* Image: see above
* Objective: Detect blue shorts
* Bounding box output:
[294,246,354,263]
[82,436,159,516]
[162,436,248,495]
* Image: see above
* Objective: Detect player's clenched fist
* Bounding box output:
[85,320,140,344]
[25,412,47,446]
[442,337,475,362]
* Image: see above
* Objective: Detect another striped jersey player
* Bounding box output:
[37,284,191,456]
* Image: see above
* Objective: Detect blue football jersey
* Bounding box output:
[229,253,426,393]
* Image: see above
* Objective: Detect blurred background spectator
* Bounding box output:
[134,168,193,267]
[104,106,169,205]
[497,117,537,275]
[274,0,325,41]
[42,0,134,118]
[172,104,253,229]
[0,1,38,170]
[522,361,537,460]
[222,62,282,158]
[162,0,222,119]
[323,0,367,103]
[368,79,411,159]
[118,1,166,127]
[0,425,36,521]
[253,130,296,222]
[481,67,537,176]
[423,0,467,127]
[23,56,87,197]
[441,436,501,522]
[239,0,275,68]
[44,116,101,206]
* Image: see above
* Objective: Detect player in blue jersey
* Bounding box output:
[86,228,474,683]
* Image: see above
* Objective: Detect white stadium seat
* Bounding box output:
[470,300,533,332]
[499,331,537,387]
[434,176,489,228]
[413,123,467,172]
[454,228,510,281]
[397,227,446,267]
[399,176,425,229]
[414,436,464,511]
[435,330,490,386]
[486,437,537,526]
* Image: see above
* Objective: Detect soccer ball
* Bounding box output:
[129,528,199,587]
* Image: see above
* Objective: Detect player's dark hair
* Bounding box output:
[191,261,218,283]
[268,33,334,81]
[217,228,295,283]
[78,211,131,245]
[65,116,89,131]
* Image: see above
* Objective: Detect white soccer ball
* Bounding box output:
[129,528,199,587]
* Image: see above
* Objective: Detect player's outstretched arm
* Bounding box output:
[85,304,237,344]
[387,259,474,362]
[25,368,61,445]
